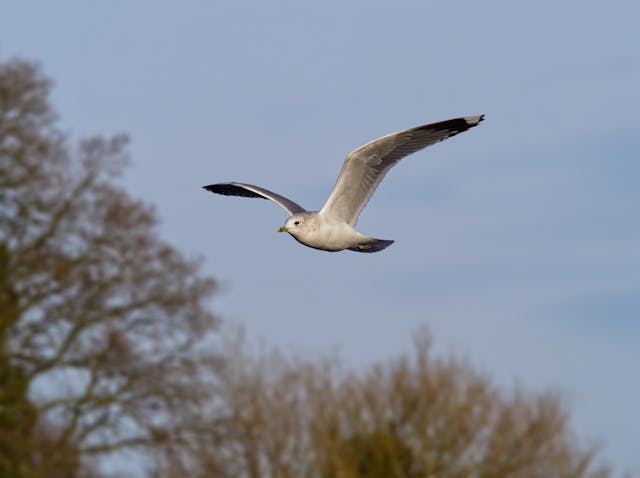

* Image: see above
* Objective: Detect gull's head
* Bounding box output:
[277,213,314,236]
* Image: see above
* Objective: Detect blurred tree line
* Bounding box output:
[0,58,613,477]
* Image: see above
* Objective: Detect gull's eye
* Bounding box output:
[294,221,300,225]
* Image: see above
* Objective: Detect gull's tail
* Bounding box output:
[348,238,395,253]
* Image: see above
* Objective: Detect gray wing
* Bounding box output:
[320,115,485,225]
[203,182,306,216]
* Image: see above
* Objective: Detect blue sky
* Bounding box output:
[2,0,639,473]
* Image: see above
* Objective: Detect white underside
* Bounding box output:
[286,212,370,251]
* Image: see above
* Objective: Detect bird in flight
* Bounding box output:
[204,115,484,253]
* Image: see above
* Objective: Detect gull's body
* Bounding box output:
[204,115,484,253]
[281,212,379,252]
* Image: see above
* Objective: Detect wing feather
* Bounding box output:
[320,115,484,225]
[203,182,305,216]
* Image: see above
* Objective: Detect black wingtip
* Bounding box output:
[416,115,485,138]
[202,182,267,199]
[203,183,234,194]
[203,183,227,194]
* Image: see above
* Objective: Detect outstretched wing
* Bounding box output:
[203,182,306,216]
[320,115,485,225]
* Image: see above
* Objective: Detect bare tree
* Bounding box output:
[0,59,220,476]
[170,330,613,478]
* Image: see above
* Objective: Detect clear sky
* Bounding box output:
[2,0,639,473]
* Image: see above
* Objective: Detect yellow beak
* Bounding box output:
[277,226,288,233]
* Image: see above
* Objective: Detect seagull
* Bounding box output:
[204,115,484,253]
